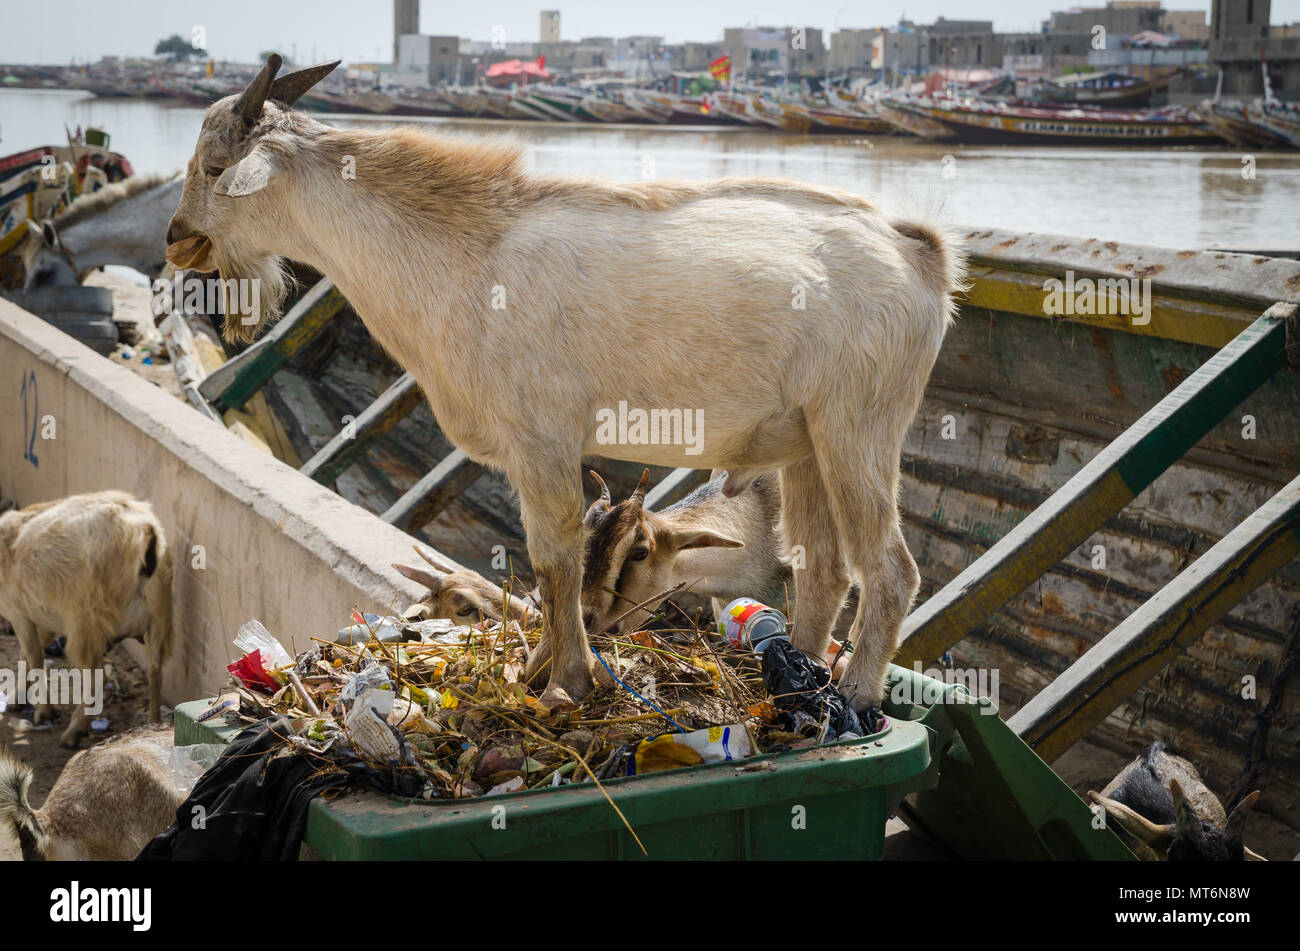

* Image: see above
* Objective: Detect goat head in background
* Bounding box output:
[1089,742,1265,861]
[393,544,538,628]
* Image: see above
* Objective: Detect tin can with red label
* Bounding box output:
[718,598,788,652]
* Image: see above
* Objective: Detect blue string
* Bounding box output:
[590,647,687,733]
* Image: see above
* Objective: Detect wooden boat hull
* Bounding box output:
[886,98,1222,146]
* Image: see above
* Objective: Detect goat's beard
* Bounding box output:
[212,247,291,344]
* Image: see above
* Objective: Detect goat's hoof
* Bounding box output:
[58,732,84,750]
[537,684,578,715]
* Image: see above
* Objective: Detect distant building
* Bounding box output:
[925,18,1001,70]
[393,0,418,64]
[829,28,883,71]
[1048,2,1162,38]
[723,26,826,79]
[609,36,670,79]
[391,33,460,87]
[675,41,727,71]
[540,10,561,44]
[1210,0,1299,97]
[1162,9,1209,41]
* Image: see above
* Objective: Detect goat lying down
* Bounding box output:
[1090,742,1265,861]
[0,726,184,861]
[0,491,174,748]
[168,55,965,709]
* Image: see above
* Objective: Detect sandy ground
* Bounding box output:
[0,622,159,861]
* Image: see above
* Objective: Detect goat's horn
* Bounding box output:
[1088,790,1174,848]
[412,544,459,574]
[269,59,342,107]
[1243,845,1268,861]
[1226,789,1261,834]
[234,53,282,126]
[629,468,651,506]
[589,470,612,507]
[393,563,444,594]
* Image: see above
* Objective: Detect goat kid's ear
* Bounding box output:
[393,562,445,594]
[668,527,745,551]
[214,144,279,198]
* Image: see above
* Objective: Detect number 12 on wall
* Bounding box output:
[20,370,38,468]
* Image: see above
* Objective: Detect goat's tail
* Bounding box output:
[891,211,970,308]
[0,747,46,860]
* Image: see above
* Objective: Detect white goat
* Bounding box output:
[580,469,792,635]
[0,491,174,747]
[0,726,184,860]
[166,55,964,709]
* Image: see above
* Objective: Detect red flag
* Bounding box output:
[710,54,731,81]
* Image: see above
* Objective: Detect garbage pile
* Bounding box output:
[206,598,884,801]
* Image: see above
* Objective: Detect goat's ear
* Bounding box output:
[667,527,744,551]
[214,145,279,198]
[40,221,57,248]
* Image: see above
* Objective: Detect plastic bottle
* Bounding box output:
[717,598,789,653]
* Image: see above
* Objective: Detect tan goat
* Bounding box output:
[393,544,538,627]
[0,726,184,860]
[166,56,964,709]
[0,491,173,747]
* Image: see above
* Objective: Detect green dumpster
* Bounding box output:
[175,662,1132,860]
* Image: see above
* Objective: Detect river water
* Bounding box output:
[3,87,1298,251]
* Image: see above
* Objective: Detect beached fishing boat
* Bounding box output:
[702,90,762,125]
[747,95,812,133]
[636,90,723,125]
[802,99,896,135]
[519,86,586,122]
[0,129,133,270]
[1201,99,1284,148]
[881,96,1223,145]
[577,94,644,124]
[1037,69,1181,109]
[1247,99,1300,148]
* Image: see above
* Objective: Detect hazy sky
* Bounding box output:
[7,1,1300,66]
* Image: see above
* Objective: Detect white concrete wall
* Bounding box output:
[0,300,431,704]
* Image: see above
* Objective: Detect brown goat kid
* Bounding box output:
[580,469,792,636]
[167,55,964,709]
[0,491,173,748]
[0,726,183,860]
